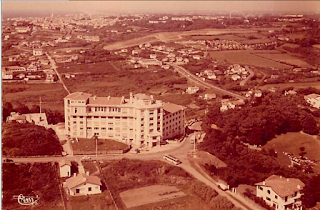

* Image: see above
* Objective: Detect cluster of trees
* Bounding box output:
[2,102,64,124]
[203,92,319,145]
[199,91,320,207]
[2,122,63,156]
[2,163,62,209]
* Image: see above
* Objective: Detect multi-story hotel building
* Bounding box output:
[64,92,185,147]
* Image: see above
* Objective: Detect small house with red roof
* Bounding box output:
[65,173,102,196]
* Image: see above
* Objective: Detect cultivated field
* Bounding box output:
[120,185,186,208]
[67,191,116,210]
[209,50,292,69]
[2,83,67,112]
[260,81,320,91]
[255,52,314,68]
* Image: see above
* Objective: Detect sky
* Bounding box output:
[2,1,320,17]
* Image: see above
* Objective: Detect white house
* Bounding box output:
[6,112,48,128]
[33,49,43,56]
[59,160,72,177]
[186,86,200,94]
[65,173,102,196]
[255,175,305,210]
[204,93,217,100]
[150,54,157,59]
[304,94,320,109]
[220,99,245,112]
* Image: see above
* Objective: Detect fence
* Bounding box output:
[73,146,131,155]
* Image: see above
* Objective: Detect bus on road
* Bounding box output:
[163,154,181,165]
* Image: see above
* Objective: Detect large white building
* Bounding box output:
[64,92,185,148]
[255,175,305,210]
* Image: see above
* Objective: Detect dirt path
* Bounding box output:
[46,52,70,94]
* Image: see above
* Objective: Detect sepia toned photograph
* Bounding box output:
[1,1,320,210]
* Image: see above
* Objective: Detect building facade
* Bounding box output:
[64,92,185,148]
[255,175,305,210]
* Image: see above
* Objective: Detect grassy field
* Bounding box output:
[57,61,118,74]
[263,132,320,173]
[263,132,320,161]
[61,62,188,99]
[71,138,128,152]
[190,34,246,41]
[67,191,116,210]
[2,83,67,112]
[254,52,314,68]
[99,159,217,210]
[209,50,292,69]
[260,81,320,91]
[240,38,273,44]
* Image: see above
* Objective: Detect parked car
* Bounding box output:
[4,158,13,163]
[130,149,140,154]
[81,156,91,161]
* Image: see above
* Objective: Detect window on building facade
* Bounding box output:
[75,108,78,113]
[267,190,271,194]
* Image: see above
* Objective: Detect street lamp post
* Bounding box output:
[94,134,98,159]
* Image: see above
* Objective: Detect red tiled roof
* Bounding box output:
[59,160,71,167]
[66,173,101,189]
[88,97,122,105]
[65,92,91,100]
[256,175,305,198]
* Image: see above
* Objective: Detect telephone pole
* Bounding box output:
[40,96,42,113]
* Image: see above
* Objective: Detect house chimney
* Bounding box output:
[262,181,266,185]
[73,173,76,177]
[107,95,111,100]
[130,92,133,103]
[280,175,282,178]
[86,171,90,175]
[297,185,301,189]
[93,95,97,100]
[287,178,290,182]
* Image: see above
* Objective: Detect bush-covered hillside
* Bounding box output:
[2,122,62,156]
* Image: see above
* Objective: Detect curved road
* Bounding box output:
[171,64,246,100]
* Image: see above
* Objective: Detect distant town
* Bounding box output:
[2,6,320,210]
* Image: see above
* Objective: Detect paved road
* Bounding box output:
[46,52,70,94]
[171,64,246,100]
[240,66,255,86]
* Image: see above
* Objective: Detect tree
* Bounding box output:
[30,105,40,113]
[299,147,307,158]
[302,175,320,208]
